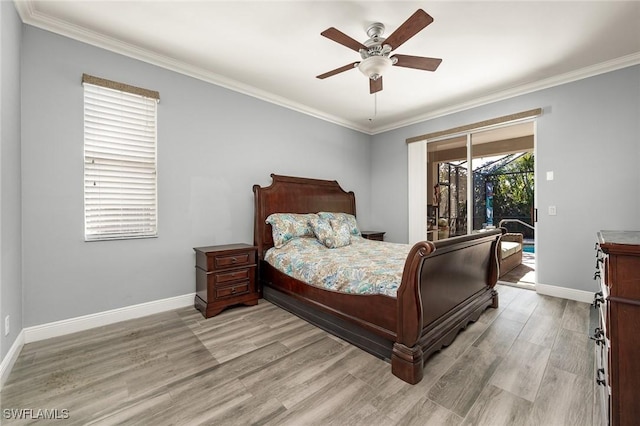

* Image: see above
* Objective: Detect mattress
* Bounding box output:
[264,236,412,297]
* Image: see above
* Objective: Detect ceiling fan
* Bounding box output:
[316,9,442,94]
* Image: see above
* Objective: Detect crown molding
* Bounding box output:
[14,1,640,137]
[13,0,371,134]
[370,52,640,134]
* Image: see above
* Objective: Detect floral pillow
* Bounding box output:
[317,212,361,237]
[266,213,317,248]
[310,217,351,249]
[330,219,352,247]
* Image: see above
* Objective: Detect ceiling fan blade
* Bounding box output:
[384,9,434,50]
[392,54,442,71]
[316,62,359,79]
[321,27,367,52]
[370,77,383,94]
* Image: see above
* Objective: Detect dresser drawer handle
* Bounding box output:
[590,328,605,346]
[231,257,238,263]
[592,291,604,309]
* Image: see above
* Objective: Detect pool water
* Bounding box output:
[523,245,535,254]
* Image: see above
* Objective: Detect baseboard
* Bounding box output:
[535,283,594,304]
[0,330,25,391]
[23,293,195,344]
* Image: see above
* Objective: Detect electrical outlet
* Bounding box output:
[548,206,557,216]
[4,315,9,336]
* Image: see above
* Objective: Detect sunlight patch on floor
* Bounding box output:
[499,252,535,290]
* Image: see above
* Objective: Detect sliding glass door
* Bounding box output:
[423,122,535,241]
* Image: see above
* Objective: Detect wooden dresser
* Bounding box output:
[593,231,640,426]
[194,243,259,318]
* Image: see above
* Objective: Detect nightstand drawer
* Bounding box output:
[215,268,252,284]
[194,244,257,272]
[215,282,250,299]
[214,252,253,269]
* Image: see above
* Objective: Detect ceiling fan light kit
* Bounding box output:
[317,9,442,94]
[358,56,394,81]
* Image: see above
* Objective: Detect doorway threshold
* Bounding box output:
[498,251,536,290]
[498,280,535,291]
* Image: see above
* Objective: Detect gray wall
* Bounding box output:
[371,65,640,293]
[8,14,640,348]
[21,26,372,327]
[0,1,23,361]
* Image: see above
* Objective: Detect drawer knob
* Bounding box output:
[231,287,237,294]
[231,257,238,263]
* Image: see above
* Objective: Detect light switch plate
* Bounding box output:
[546,171,554,181]
[548,206,557,216]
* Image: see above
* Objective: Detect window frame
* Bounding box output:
[82,74,159,242]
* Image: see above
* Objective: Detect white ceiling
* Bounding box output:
[14,1,640,134]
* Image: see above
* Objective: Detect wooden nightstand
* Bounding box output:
[361,231,385,241]
[193,243,259,318]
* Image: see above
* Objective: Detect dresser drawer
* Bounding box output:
[595,340,611,426]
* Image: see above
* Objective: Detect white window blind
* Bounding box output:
[83,78,158,241]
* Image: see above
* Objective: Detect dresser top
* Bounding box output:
[598,231,640,254]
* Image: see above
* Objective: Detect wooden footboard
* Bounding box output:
[391,229,503,384]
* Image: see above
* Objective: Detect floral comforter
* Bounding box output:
[264,236,412,297]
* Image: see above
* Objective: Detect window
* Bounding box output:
[83,74,159,241]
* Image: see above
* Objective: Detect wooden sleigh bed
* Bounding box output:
[253,174,503,384]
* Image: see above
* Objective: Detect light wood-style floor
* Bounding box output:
[1,284,599,425]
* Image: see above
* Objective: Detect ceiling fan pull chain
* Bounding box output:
[374,92,378,117]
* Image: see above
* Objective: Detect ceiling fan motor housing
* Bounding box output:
[358,23,396,80]
[366,22,385,41]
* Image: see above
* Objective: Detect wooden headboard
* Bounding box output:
[253,174,356,259]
